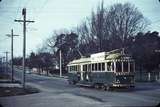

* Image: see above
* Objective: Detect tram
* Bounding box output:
[67,49,135,90]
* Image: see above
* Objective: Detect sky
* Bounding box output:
[0,0,160,58]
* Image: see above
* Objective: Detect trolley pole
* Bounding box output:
[15,8,34,88]
[6,29,19,82]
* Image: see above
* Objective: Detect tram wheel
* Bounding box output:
[68,81,76,85]
[94,84,99,89]
[101,85,106,91]
[106,86,110,91]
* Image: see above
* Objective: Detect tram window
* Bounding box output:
[111,62,114,71]
[76,65,78,71]
[107,62,111,71]
[92,64,94,71]
[95,63,98,71]
[123,62,128,72]
[75,66,77,71]
[78,65,80,72]
[116,62,121,72]
[88,64,91,71]
[70,66,73,71]
[70,65,78,71]
[73,66,75,71]
[102,63,105,71]
[83,65,87,71]
[98,63,101,71]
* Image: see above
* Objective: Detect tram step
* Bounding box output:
[76,82,93,87]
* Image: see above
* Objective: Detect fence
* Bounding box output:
[135,70,160,82]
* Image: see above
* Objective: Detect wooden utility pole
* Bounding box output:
[6,29,19,82]
[59,50,62,77]
[15,8,34,88]
[4,52,9,73]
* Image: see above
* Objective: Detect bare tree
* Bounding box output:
[77,1,106,52]
[77,2,148,52]
[105,3,147,45]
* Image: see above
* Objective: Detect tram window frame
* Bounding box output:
[70,66,72,71]
[95,63,98,71]
[73,66,75,71]
[111,62,114,72]
[116,61,121,72]
[70,65,79,72]
[107,62,111,71]
[78,65,80,72]
[98,63,101,71]
[123,61,128,72]
[102,63,105,71]
[92,64,94,71]
[88,64,91,72]
[83,64,87,71]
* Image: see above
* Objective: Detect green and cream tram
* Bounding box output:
[67,50,135,90]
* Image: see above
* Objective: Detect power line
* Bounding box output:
[0,37,9,42]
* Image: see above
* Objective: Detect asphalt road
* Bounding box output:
[0,68,160,107]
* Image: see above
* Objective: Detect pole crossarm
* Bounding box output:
[14,19,35,23]
[6,34,19,37]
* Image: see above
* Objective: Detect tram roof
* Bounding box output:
[68,57,91,65]
[106,53,122,59]
[68,52,133,66]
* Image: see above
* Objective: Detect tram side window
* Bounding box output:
[92,64,95,71]
[107,62,111,71]
[123,62,128,72]
[102,63,105,71]
[70,65,78,72]
[83,65,87,71]
[95,63,98,71]
[77,65,80,72]
[111,62,114,71]
[70,66,73,71]
[88,64,91,72]
[98,63,101,71]
[116,62,121,72]
[68,66,71,72]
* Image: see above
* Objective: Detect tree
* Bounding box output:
[28,52,54,75]
[13,57,22,66]
[77,1,106,52]
[47,32,79,72]
[131,31,160,72]
[77,2,148,53]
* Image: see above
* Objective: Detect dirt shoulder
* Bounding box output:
[0,73,40,97]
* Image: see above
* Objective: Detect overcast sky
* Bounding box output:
[0,0,160,58]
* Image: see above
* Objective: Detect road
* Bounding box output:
[0,68,160,107]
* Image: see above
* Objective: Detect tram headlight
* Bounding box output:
[116,79,120,83]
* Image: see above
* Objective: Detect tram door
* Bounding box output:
[80,64,90,81]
